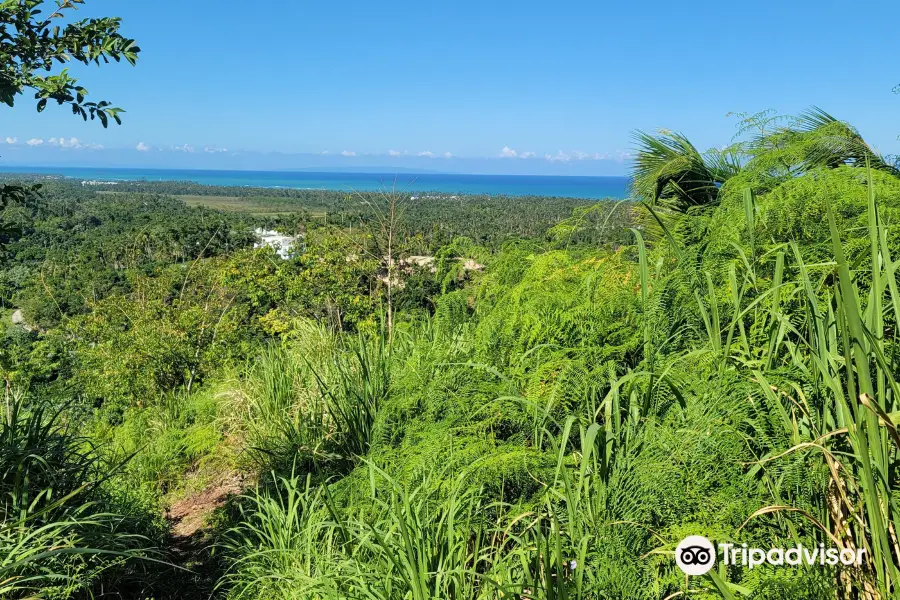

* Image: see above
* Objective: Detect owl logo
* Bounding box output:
[675,535,716,575]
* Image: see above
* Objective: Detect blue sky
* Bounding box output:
[3,0,899,175]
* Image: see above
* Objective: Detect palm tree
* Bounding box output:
[631,108,899,219]
[759,107,900,176]
[630,130,742,213]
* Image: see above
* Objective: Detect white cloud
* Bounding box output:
[172,144,195,153]
[418,150,434,158]
[545,151,571,163]
[204,146,228,153]
[443,152,452,159]
[388,150,401,157]
[136,142,150,152]
[341,150,356,157]
[569,151,606,161]
[4,137,17,145]
[26,138,43,146]
[500,146,543,159]
[83,143,103,150]
[46,137,82,148]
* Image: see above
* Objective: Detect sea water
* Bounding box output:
[0,166,630,200]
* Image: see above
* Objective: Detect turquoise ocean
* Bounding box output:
[0,166,630,200]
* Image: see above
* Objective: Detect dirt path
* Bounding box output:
[167,473,245,538]
[160,473,248,599]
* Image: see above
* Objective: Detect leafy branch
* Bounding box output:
[0,0,140,126]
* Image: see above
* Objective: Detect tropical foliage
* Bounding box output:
[0,0,139,122]
[2,109,899,599]
[1,9,899,594]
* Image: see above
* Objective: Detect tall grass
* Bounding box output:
[0,396,156,597]
[727,174,900,597]
[222,177,900,598]
[241,320,393,473]
[223,462,508,600]
[223,430,625,599]
[313,329,392,463]
[243,342,331,472]
[219,473,342,599]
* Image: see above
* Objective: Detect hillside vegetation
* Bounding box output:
[2,111,900,600]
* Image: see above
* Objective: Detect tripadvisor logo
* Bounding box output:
[675,535,866,576]
[675,536,716,575]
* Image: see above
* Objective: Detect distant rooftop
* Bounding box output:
[254,228,297,259]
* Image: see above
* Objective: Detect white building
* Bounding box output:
[254,228,297,259]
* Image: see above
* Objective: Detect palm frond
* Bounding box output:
[762,107,900,176]
[630,130,738,214]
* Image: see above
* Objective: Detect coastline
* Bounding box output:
[0,165,631,200]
